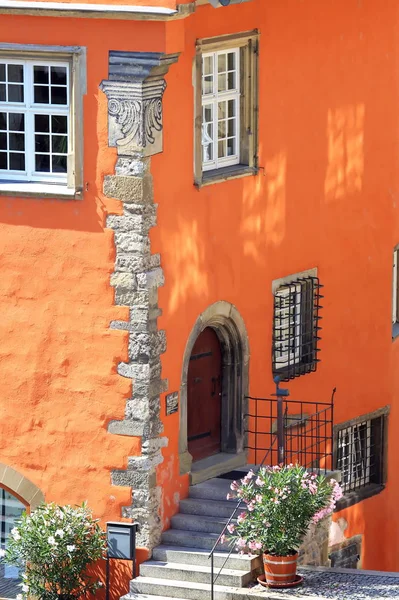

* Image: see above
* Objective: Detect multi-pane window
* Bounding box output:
[272,275,322,380]
[273,284,302,368]
[0,60,69,183]
[194,30,259,185]
[393,248,399,334]
[335,412,387,494]
[201,49,240,171]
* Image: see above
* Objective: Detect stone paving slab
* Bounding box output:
[245,566,399,600]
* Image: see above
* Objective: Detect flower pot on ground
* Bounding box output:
[0,502,106,600]
[226,464,343,586]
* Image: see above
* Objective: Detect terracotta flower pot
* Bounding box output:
[262,551,298,585]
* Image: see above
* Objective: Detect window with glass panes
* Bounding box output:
[201,49,240,171]
[0,60,69,182]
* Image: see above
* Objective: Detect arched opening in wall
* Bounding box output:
[0,488,27,598]
[179,302,250,481]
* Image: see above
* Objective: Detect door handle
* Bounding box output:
[211,376,220,396]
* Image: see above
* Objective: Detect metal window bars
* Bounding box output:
[272,276,323,381]
[335,416,385,493]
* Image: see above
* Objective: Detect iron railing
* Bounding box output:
[208,380,335,600]
[246,389,335,472]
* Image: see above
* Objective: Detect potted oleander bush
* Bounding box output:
[226,464,342,587]
[0,502,106,600]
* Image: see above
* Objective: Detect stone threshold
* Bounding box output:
[190,451,248,485]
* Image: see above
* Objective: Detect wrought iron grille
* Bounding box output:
[335,415,386,493]
[245,394,334,473]
[272,276,323,381]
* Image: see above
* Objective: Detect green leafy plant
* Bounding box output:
[226,464,342,556]
[1,502,106,600]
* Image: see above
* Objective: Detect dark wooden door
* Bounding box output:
[187,327,222,462]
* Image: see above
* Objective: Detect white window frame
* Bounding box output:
[338,421,371,491]
[393,248,398,325]
[201,48,240,172]
[0,44,86,199]
[194,30,259,187]
[274,284,302,369]
[0,58,69,184]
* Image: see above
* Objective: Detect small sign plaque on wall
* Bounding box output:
[166,391,179,416]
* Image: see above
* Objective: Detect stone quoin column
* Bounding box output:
[100,51,179,551]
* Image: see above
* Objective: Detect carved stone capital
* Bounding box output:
[100,51,179,157]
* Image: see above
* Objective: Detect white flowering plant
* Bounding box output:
[226,464,342,557]
[1,502,106,600]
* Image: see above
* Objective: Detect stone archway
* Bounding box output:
[0,464,44,509]
[179,301,250,476]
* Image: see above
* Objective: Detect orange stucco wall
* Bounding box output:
[0,0,398,590]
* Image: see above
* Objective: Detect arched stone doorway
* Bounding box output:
[179,301,250,479]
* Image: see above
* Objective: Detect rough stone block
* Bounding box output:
[114,231,150,254]
[107,419,145,437]
[115,252,152,274]
[136,267,165,290]
[110,272,137,290]
[103,174,153,204]
[115,156,151,177]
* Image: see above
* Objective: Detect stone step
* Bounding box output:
[161,528,231,551]
[179,497,246,518]
[152,545,262,572]
[171,513,234,534]
[189,478,235,502]
[124,595,192,600]
[130,576,239,600]
[139,560,252,587]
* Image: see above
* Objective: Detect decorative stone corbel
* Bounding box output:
[100,51,179,157]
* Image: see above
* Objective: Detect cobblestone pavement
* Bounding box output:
[247,568,399,599]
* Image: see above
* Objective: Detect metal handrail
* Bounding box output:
[208,436,278,600]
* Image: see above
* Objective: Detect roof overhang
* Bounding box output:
[0,0,195,19]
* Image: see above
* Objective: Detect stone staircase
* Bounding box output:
[125,474,263,600]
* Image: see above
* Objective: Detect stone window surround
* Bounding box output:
[334,405,389,511]
[0,463,44,509]
[0,43,86,200]
[193,30,259,187]
[179,301,250,477]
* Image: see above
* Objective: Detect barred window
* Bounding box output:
[335,413,387,494]
[272,275,322,381]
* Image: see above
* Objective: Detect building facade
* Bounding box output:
[0,0,398,595]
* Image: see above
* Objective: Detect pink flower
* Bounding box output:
[247,503,255,512]
[226,493,232,500]
[220,534,226,544]
[227,523,235,534]
[230,481,238,491]
[237,512,247,524]
[256,477,265,487]
[255,494,262,503]
[237,538,246,548]
[255,541,262,550]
